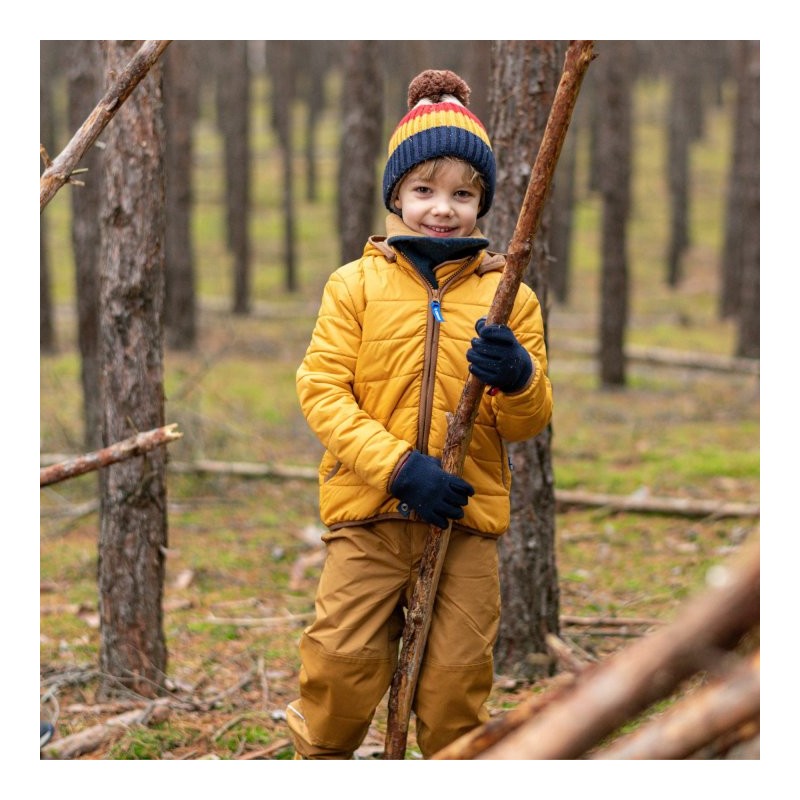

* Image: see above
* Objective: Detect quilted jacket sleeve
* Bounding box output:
[489,285,553,441]
[296,267,412,494]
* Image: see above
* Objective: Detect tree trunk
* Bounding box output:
[164,41,199,349]
[40,43,58,354]
[338,40,383,263]
[597,41,634,388]
[216,41,251,313]
[267,40,298,293]
[733,41,759,360]
[484,40,562,680]
[97,40,168,700]
[67,40,104,449]
[550,116,577,305]
[720,41,754,320]
[665,48,692,288]
[297,40,330,203]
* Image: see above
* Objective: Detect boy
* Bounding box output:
[287,69,553,759]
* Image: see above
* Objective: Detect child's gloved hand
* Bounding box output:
[466,318,533,394]
[390,450,475,529]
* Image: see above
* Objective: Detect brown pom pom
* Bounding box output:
[407,69,471,108]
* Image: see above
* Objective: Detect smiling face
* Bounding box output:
[393,158,483,238]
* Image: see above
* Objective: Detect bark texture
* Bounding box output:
[97,40,169,699]
[732,41,760,359]
[596,41,634,387]
[68,40,104,448]
[164,41,199,349]
[484,40,564,680]
[215,41,251,313]
[338,40,383,263]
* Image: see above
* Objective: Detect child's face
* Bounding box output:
[394,160,482,238]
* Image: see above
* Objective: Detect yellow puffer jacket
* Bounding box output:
[296,216,553,537]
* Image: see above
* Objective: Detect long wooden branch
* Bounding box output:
[473,541,759,759]
[383,40,597,760]
[40,39,172,212]
[40,424,182,487]
[589,650,760,759]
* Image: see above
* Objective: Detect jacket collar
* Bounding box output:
[367,215,506,275]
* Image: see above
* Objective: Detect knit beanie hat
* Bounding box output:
[383,69,496,217]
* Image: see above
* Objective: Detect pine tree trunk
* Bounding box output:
[164,41,198,350]
[597,40,634,388]
[338,40,383,263]
[216,41,251,313]
[734,41,759,359]
[40,43,58,354]
[97,40,168,700]
[485,40,562,680]
[68,40,104,448]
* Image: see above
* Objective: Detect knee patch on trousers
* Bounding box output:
[413,656,493,758]
[295,633,395,754]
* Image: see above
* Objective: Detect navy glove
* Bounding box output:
[466,318,533,394]
[390,450,475,529]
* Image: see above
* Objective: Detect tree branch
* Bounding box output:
[40,39,172,212]
[39,424,182,487]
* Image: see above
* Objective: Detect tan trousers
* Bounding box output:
[287,520,500,759]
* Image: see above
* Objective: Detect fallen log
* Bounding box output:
[555,338,760,376]
[590,650,759,759]
[41,698,171,759]
[38,453,759,519]
[432,672,576,760]
[556,488,759,519]
[39,424,182,487]
[40,40,172,211]
[454,540,759,759]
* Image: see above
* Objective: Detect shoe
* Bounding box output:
[40,721,54,749]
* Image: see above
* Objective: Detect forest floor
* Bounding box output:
[39,297,760,761]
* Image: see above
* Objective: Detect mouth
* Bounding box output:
[423,224,457,237]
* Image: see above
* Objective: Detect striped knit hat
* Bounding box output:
[383,69,496,217]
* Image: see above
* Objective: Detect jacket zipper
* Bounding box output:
[417,257,478,453]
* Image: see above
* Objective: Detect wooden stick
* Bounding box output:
[383,40,597,760]
[590,650,759,759]
[41,698,171,759]
[40,40,172,212]
[476,541,759,759]
[40,423,182,487]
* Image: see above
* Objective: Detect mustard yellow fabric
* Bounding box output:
[296,215,553,537]
[287,521,498,759]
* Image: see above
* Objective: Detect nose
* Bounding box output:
[433,199,453,216]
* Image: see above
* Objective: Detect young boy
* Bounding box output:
[287,69,553,759]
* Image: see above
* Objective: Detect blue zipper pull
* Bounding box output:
[431,299,445,323]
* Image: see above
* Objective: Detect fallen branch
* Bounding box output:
[38,453,758,519]
[168,458,316,481]
[432,672,576,760]
[556,338,760,376]
[204,612,313,628]
[40,40,172,211]
[556,488,759,519]
[590,650,759,759]
[39,424,182,487]
[545,633,592,673]
[473,540,759,759]
[560,614,662,628]
[41,698,171,759]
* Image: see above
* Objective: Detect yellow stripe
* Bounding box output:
[388,107,492,154]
